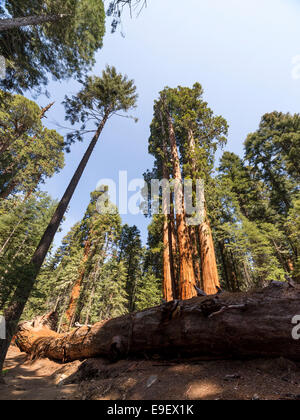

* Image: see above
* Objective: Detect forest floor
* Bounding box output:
[1,346,300,400]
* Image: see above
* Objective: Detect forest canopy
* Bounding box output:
[0,0,106,92]
[0,1,299,394]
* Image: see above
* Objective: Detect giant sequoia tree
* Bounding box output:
[146,85,227,300]
[147,94,196,301]
[0,0,106,92]
[0,66,137,376]
[168,84,228,295]
[146,98,299,298]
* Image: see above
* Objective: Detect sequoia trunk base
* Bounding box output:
[15,283,300,363]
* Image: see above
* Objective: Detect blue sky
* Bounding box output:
[29,0,300,247]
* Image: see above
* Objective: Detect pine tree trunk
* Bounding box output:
[241,260,252,289]
[65,240,91,329]
[166,110,196,300]
[15,283,300,362]
[85,285,96,326]
[229,250,240,291]
[0,112,110,376]
[80,244,109,324]
[0,217,23,256]
[0,14,69,32]
[218,241,232,291]
[272,239,291,274]
[57,296,69,334]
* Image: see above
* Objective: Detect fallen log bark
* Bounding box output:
[16,283,300,362]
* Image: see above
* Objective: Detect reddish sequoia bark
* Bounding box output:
[65,240,91,328]
[168,211,178,299]
[163,213,174,302]
[186,130,202,289]
[16,283,300,362]
[186,128,220,295]
[160,115,176,301]
[166,109,196,301]
[189,226,202,287]
[199,207,221,295]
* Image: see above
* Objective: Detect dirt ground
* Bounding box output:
[1,346,300,400]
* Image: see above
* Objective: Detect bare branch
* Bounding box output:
[106,0,147,33]
[208,304,247,319]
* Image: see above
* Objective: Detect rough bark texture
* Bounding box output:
[15,283,300,363]
[159,111,177,300]
[162,153,175,301]
[189,226,202,287]
[0,14,69,32]
[168,213,178,299]
[163,215,174,302]
[187,128,220,295]
[199,208,220,295]
[166,110,196,300]
[65,240,91,328]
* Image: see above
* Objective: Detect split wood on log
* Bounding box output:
[15,282,300,362]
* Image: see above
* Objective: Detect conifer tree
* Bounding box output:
[0,0,106,93]
[85,259,128,323]
[135,270,162,312]
[118,225,143,312]
[145,85,227,298]
[0,91,65,198]
[0,66,137,375]
[147,111,176,301]
[65,190,122,328]
[143,214,164,282]
[215,127,299,289]
[168,84,227,295]
[244,112,299,277]
[0,193,58,311]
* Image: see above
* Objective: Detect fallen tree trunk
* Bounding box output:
[16,283,300,362]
